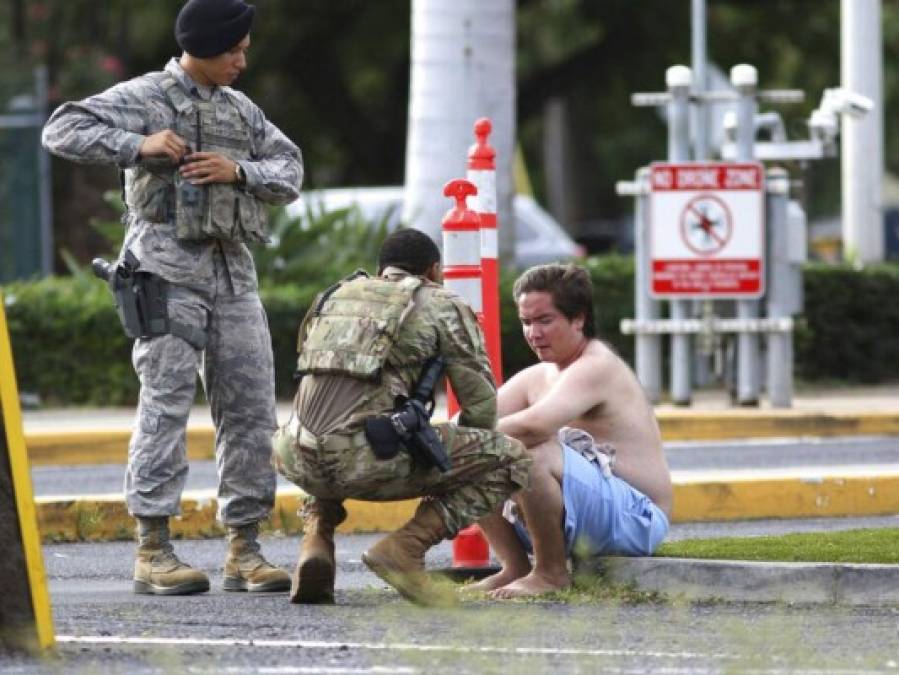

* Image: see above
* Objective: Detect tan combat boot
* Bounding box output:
[133,517,210,596]
[361,502,457,607]
[223,521,290,593]
[290,499,347,604]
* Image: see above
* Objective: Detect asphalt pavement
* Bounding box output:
[5,385,899,673]
[5,527,898,674]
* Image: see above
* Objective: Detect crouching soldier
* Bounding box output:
[274,229,531,606]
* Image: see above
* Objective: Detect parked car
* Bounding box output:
[285,186,584,269]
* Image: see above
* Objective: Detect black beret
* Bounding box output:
[175,0,255,59]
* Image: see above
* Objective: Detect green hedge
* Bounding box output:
[1,275,318,405]
[3,274,135,406]
[795,262,899,382]
[3,258,898,405]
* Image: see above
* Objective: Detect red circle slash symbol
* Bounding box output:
[679,194,733,256]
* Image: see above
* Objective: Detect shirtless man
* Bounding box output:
[474,263,673,598]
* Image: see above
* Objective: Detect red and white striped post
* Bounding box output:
[441,177,497,576]
[441,181,484,407]
[467,118,503,386]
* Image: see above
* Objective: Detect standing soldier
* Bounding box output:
[274,229,531,607]
[42,0,302,595]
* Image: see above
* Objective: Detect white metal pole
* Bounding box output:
[691,0,714,389]
[634,167,661,403]
[765,168,792,408]
[841,0,884,265]
[691,0,708,160]
[667,65,692,406]
[732,64,760,406]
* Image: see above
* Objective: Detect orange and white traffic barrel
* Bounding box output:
[441,178,483,318]
[441,178,482,419]
[442,176,498,579]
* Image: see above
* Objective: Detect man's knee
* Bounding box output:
[527,438,564,478]
[494,434,532,492]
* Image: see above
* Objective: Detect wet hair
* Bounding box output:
[377,228,441,276]
[512,263,596,337]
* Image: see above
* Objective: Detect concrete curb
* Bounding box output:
[35,470,899,543]
[584,556,899,606]
[23,410,899,466]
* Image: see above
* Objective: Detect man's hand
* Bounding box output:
[179,152,240,185]
[138,130,189,164]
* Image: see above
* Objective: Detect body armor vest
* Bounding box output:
[296,273,424,381]
[124,72,268,244]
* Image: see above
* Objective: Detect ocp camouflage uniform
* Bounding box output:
[274,267,531,535]
[42,58,302,526]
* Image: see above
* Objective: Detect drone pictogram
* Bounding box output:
[679,194,733,256]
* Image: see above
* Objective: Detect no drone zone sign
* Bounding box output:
[649,162,765,298]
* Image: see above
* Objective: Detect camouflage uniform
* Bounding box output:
[42,59,302,526]
[274,267,531,536]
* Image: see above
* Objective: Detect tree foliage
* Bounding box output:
[4,1,897,262]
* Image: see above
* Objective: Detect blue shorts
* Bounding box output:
[513,444,669,558]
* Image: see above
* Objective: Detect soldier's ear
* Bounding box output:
[425,261,443,284]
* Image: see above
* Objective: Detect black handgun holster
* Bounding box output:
[97,251,207,350]
[363,416,402,461]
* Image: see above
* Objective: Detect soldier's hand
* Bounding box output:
[179,152,240,185]
[138,130,189,164]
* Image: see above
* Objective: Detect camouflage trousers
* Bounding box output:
[273,421,531,536]
[125,255,277,526]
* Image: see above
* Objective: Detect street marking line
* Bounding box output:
[56,635,727,660]
[186,668,416,674]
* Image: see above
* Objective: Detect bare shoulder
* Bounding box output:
[576,340,623,376]
[499,360,550,404]
[502,360,548,391]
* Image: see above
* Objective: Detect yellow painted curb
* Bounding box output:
[36,489,418,544]
[26,428,216,466]
[657,410,899,442]
[25,411,899,466]
[35,473,899,543]
[672,474,899,522]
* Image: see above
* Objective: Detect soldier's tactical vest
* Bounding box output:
[296,273,424,381]
[125,72,268,243]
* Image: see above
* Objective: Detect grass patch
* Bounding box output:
[451,571,665,605]
[657,527,899,564]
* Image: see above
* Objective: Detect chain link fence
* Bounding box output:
[0,67,51,283]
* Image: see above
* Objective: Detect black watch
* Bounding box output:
[234,162,246,185]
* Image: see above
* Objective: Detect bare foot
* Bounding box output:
[488,571,571,599]
[462,566,530,594]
